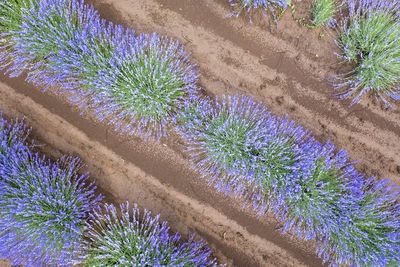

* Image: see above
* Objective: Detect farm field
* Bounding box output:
[0,0,399,266]
[85,0,400,184]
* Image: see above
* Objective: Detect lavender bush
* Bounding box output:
[176,94,400,266]
[0,0,198,140]
[80,202,216,266]
[332,0,400,108]
[0,114,102,266]
[176,95,308,211]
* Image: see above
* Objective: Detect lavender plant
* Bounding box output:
[284,141,375,265]
[81,33,198,140]
[0,0,198,140]
[332,0,400,108]
[310,0,336,27]
[176,95,308,210]
[80,202,216,266]
[0,115,102,266]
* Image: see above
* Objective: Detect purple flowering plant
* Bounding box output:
[332,0,400,108]
[0,114,102,266]
[80,202,217,266]
[0,0,198,140]
[176,95,307,210]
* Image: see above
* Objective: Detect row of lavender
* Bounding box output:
[229,0,400,108]
[0,114,216,266]
[0,0,399,265]
[177,94,400,266]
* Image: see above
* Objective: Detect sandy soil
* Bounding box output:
[1,0,399,266]
[0,260,11,267]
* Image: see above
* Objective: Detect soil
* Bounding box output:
[0,260,11,267]
[0,0,399,266]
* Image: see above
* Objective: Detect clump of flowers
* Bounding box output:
[0,0,198,140]
[82,33,198,140]
[80,202,216,266]
[332,0,400,108]
[0,114,102,266]
[176,95,308,212]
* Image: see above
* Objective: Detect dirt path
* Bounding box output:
[0,260,11,267]
[84,0,400,186]
[0,74,326,266]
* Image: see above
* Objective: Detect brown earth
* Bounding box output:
[1,0,399,266]
[0,260,11,267]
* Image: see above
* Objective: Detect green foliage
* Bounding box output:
[0,0,36,34]
[108,41,187,122]
[287,160,345,226]
[310,0,336,27]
